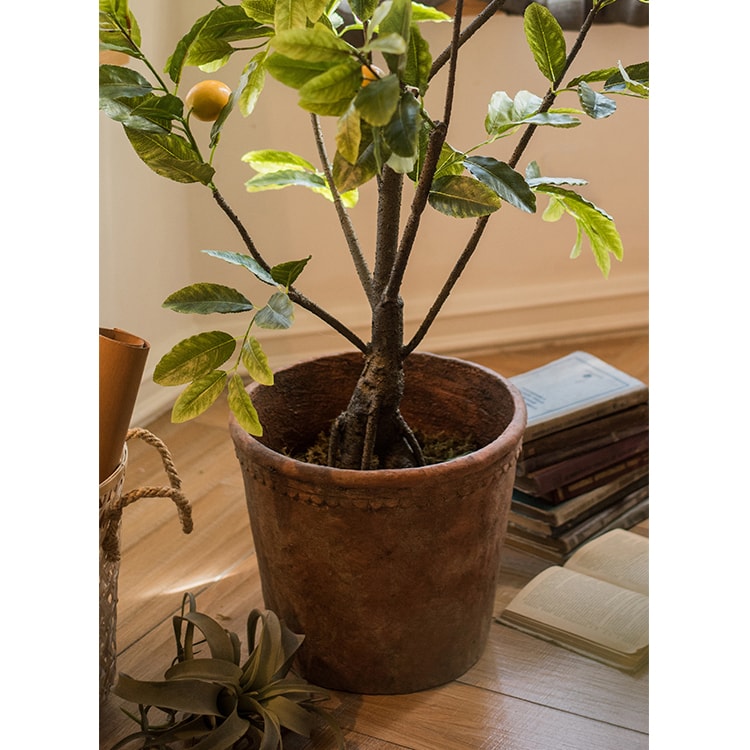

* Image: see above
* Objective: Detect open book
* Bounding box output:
[497,529,648,671]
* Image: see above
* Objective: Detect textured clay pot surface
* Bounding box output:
[229,351,527,694]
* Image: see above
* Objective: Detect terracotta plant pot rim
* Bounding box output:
[229,350,527,492]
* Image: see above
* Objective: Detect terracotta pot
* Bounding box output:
[99,327,149,483]
[229,352,526,694]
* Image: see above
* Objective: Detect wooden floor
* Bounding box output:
[99,331,648,750]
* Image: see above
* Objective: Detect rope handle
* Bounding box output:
[100,428,193,562]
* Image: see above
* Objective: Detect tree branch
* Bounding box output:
[429,0,508,81]
[406,1,605,355]
[211,186,368,353]
[310,113,376,308]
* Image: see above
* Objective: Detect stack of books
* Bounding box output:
[506,351,649,563]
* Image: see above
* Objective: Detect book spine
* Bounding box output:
[515,431,649,495]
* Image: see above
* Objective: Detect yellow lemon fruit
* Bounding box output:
[185,80,232,122]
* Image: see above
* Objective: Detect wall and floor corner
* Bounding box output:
[99,0,648,427]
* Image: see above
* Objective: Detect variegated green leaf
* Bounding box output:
[162,283,253,314]
[297,61,363,115]
[242,149,317,173]
[523,2,566,83]
[203,250,277,285]
[266,53,334,89]
[99,64,152,100]
[245,168,328,193]
[335,104,362,164]
[349,0,380,22]
[271,27,353,61]
[271,256,311,288]
[577,81,617,119]
[239,51,268,117]
[228,374,263,435]
[172,370,227,422]
[428,175,502,218]
[254,292,295,329]
[241,0,276,25]
[275,0,309,31]
[536,185,623,277]
[383,91,420,157]
[241,337,274,385]
[153,331,236,385]
[402,22,431,94]
[124,127,215,184]
[464,156,536,213]
[354,73,400,126]
[99,3,141,53]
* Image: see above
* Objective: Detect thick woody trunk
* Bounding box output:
[329,297,419,469]
[328,167,422,470]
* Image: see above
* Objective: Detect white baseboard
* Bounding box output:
[130,274,648,427]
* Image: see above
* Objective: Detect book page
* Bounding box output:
[502,566,648,654]
[565,529,648,595]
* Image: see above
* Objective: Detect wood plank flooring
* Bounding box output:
[99,331,648,750]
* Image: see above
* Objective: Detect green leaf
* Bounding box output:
[410,2,451,22]
[153,331,236,385]
[271,27,353,61]
[125,93,183,132]
[335,104,362,164]
[349,0,380,22]
[485,90,579,138]
[266,53,335,89]
[124,127,215,184]
[202,250,277,285]
[241,337,274,385]
[378,0,412,75]
[433,142,466,179]
[162,283,254,314]
[271,256,311,288]
[113,673,226,716]
[239,51,268,117]
[275,0,309,31]
[242,149,316,173]
[99,64,152,100]
[535,185,623,277]
[228,374,264,435]
[402,22,431,94]
[166,6,271,84]
[332,137,378,192]
[428,175,502,218]
[464,156,536,213]
[245,168,328,193]
[100,91,182,133]
[185,37,234,68]
[241,0,276,25]
[366,32,408,56]
[525,160,587,188]
[99,3,141,54]
[523,2,566,83]
[254,292,295,329]
[354,73,400,126]
[298,61,363,115]
[577,81,617,119]
[604,61,649,98]
[172,370,228,422]
[383,91,420,157]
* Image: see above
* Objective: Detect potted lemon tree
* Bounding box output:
[100,0,648,695]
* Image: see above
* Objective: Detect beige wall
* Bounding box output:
[100,1,648,424]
